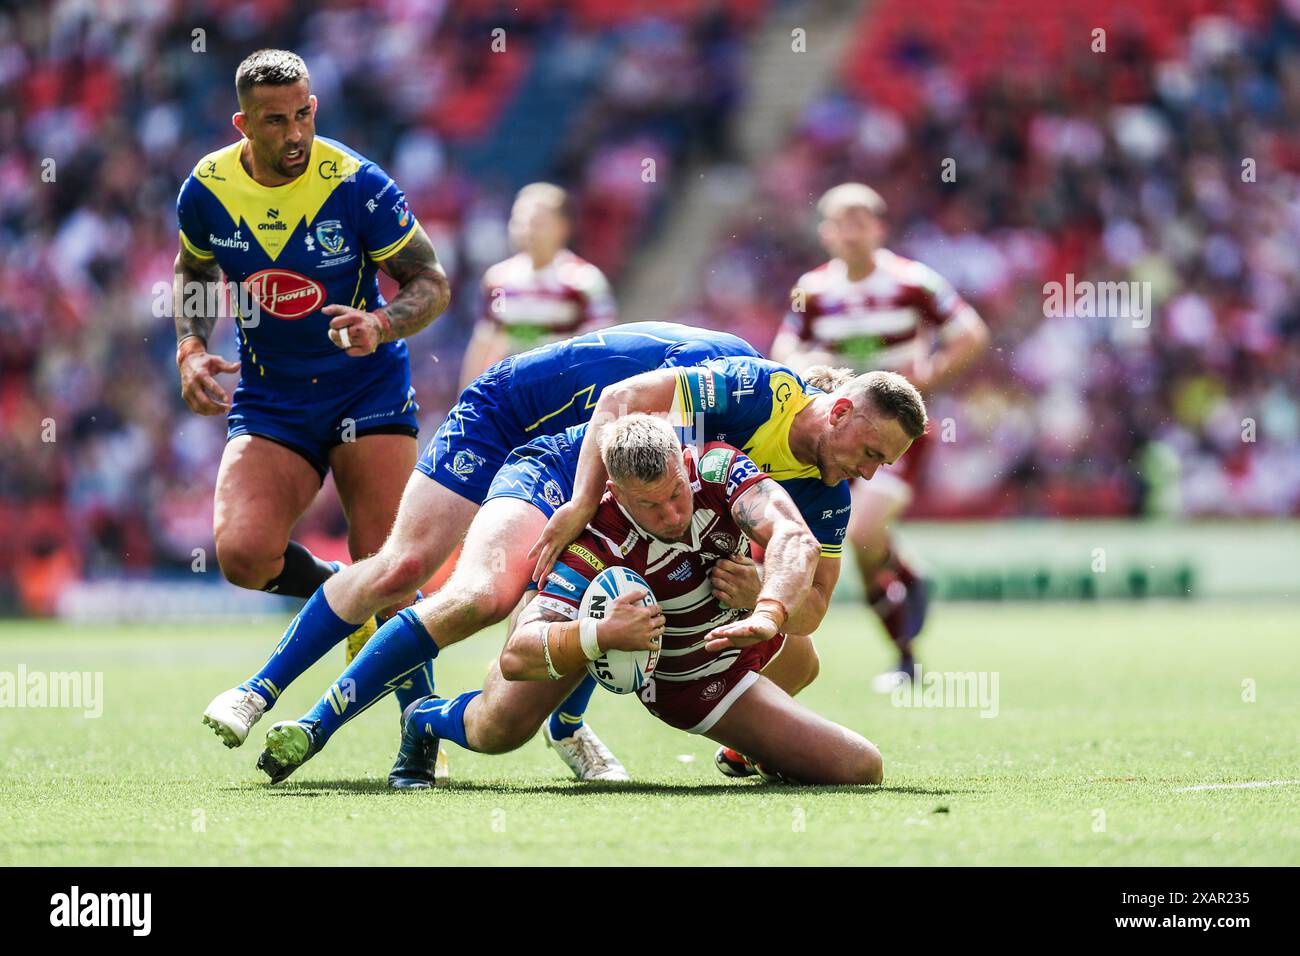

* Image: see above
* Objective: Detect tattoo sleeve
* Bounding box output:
[732,479,774,546]
[173,245,223,347]
[732,478,819,627]
[376,225,451,342]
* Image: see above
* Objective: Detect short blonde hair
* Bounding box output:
[513,182,571,220]
[817,182,887,220]
[598,414,682,485]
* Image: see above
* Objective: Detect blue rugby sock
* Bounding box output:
[548,674,598,740]
[407,690,482,751]
[389,590,435,713]
[243,586,356,706]
[300,607,439,748]
[393,655,437,713]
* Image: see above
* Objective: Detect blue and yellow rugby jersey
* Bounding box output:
[667,355,851,557]
[504,321,760,436]
[176,136,421,379]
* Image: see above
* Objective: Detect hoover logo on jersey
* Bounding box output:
[243,268,325,319]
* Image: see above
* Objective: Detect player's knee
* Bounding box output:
[414,583,509,647]
[853,739,884,786]
[213,534,279,590]
[371,551,430,603]
[450,574,519,625]
[800,647,820,690]
[498,647,527,682]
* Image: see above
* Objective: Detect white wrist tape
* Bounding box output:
[579,618,602,660]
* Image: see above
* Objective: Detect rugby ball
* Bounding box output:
[580,566,659,695]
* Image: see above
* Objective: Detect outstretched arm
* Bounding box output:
[915,305,989,393]
[459,319,510,390]
[323,225,451,355]
[528,367,680,583]
[706,478,820,650]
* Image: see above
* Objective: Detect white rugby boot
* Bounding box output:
[544,722,630,782]
[202,687,269,748]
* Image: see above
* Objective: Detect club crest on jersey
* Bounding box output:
[709,532,737,554]
[701,679,726,702]
[448,450,486,478]
[542,480,565,508]
[315,220,347,255]
[243,269,325,319]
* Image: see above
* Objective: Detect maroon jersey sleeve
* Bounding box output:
[694,442,766,514]
[481,273,503,326]
[781,281,823,341]
[911,262,968,329]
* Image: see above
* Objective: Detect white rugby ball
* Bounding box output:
[580,566,659,695]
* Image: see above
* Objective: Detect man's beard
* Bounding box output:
[272,142,309,179]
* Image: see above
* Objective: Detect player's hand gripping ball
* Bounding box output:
[580,567,660,695]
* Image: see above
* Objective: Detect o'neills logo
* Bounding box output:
[244,268,324,319]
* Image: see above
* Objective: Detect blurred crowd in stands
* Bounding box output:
[1,0,1297,612]
[690,0,1300,519]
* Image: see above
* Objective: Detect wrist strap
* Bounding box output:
[579,618,602,660]
[541,624,562,680]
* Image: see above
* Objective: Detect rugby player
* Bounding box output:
[202,322,764,785]
[174,50,450,751]
[456,181,618,769]
[771,183,989,690]
[459,182,615,389]
[253,362,922,784]
[263,416,884,786]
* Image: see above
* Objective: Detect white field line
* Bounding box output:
[1173,780,1300,793]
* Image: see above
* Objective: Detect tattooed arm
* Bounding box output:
[173,245,241,415]
[324,224,452,355]
[706,478,822,650]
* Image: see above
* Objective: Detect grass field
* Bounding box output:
[2,601,1298,866]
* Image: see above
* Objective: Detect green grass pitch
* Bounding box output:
[2,602,1298,866]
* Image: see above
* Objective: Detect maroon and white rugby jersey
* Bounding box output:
[481,248,616,352]
[534,442,771,684]
[782,248,971,372]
